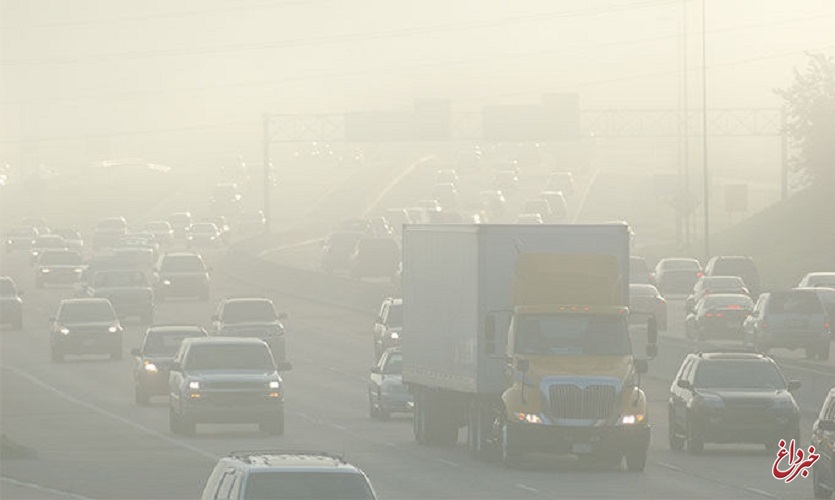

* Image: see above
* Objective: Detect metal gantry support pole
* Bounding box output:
[701,0,710,260]
[781,107,789,200]
[262,113,272,234]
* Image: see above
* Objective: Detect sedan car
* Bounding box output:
[799,272,835,289]
[668,352,800,454]
[167,212,193,240]
[93,217,128,251]
[629,284,667,331]
[539,191,567,221]
[546,172,574,196]
[685,294,753,342]
[4,226,39,253]
[522,199,553,223]
[368,348,412,420]
[152,252,211,301]
[350,238,400,282]
[211,297,288,362]
[811,388,835,498]
[743,289,831,360]
[685,276,749,315]
[653,258,703,295]
[143,221,174,246]
[186,222,222,248]
[131,325,208,405]
[34,249,84,288]
[0,276,23,330]
[50,298,123,362]
[30,234,68,265]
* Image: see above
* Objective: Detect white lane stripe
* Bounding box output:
[1,365,217,461]
[0,476,94,500]
[572,167,601,223]
[655,461,682,472]
[256,238,323,258]
[744,487,777,498]
[514,483,540,494]
[435,458,459,468]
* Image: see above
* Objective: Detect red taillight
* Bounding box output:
[706,313,714,317]
[697,272,704,277]
[826,322,830,331]
[728,305,741,309]
[715,312,723,317]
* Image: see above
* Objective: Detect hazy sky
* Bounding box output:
[2,0,834,165]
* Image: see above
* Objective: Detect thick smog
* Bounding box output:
[1,1,835,499]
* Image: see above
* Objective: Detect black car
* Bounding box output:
[668,352,801,454]
[685,294,754,342]
[152,252,210,301]
[50,298,124,362]
[0,276,23,330]
[704,256,761,297]
[93,217,128,251]
[83,269,154,324]
[131,325,208,405]
[811,388,835,498]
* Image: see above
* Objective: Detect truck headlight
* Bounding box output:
[268,380,280,389]
[188,381,200,390]
[621,414,645,425]
[144,362,158,373]
[515,413,543,424]
[108,326,119,333]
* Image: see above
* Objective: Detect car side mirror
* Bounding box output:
[647,316,658,345]
[278,312,288,320]
[130,348,140,357]
[371,366,381,374]
[634,359,648,374]
[515,358,530,373]
[276,361,293,372]
[169,362,182,372]
[820,420,835,432]
[646,344,658,359]
[677,379,693,390]
[788,380,801,392]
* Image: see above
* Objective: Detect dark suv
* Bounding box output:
[50,298,124,362]
[704,256,761,297]
[131,325,208,405]
[152,252,210,301]
[200,451,377,500]
[668,352,801,454]
[743,289,831,360]
[168,337,291,435]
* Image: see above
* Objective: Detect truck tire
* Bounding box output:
[467,400,490,460]
[500,423,521,469]
[625,445,648,472]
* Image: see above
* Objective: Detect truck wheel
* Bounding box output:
[500,424,521,469]
[135,385,150,406]
[625,445,648,472]
[368,391,379,419]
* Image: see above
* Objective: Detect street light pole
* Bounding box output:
[262,113,272,234]
[701,0,710,260]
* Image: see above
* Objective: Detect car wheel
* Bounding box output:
[813,462,834,499]
[688,421,704,454]
[368,391,378,419]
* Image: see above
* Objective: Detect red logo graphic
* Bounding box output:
[772,439,819,483]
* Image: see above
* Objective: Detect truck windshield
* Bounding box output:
[515,314,631,356]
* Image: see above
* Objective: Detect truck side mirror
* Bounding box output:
[646,344,658,359]
[647,316,658,345]
[634,359,648,374]
[515,358,529,373]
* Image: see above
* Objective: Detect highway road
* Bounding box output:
[0,149,820,499]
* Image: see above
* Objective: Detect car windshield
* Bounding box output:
[386,304,403,327]
[810,275,835,287]
[98,219,125,230]
[39,251,82,266]
[694,362,785,389]
[144,331,203,356]
[93,271,148,288]
[383,352,403,375]
[223,301,276,323]
[704,277,744,289]
[702,296,753,309]
[59,302,116,323]
[768,292,822,314]
[160,256,204,272]
[184,344,274,371]
[244,471,374,500]
[0,280,16,296]
[36,237,65,248]
[515,314,631,356]
[662,259,700,270]
[192,224,216,234]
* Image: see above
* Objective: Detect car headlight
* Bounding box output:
[60,327,70,335]
[40,268,50,273]
[108,326,119,333]
[515,413,543,424]
[6,240,11,245]
[268,380,280,389]
[188,381,200,390]
[143,362,158,373]
[389,331,400,340]
[162,279,171,285]
[621,414,646,425]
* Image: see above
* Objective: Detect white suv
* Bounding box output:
[200,451,377,500]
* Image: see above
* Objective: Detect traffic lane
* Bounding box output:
[0,258,797,500]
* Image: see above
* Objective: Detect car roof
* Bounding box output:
[162,252,201,258]
[222,297,273,305]
[182,336,267,347]
[700,293,751,300]
[694,352,772,361]
[147,325,207,334]
[224,451,361,472]
[59,298,112,306]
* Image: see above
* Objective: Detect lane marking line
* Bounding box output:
[655,461,682,472]
[514,483,540,494]
[744,487,777,498]
[572,167,601,223]
[0,476,94,500]
[435,458,459,468]
[1,365,217,461]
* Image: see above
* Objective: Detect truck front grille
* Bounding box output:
[548,384,617,420]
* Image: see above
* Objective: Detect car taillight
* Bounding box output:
[715,312,723,317]
[826,322,830,331]
[727,305,741,309]
[706,313,714,317]
[697,272,704,278]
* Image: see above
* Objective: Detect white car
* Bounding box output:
[515,213,544,224]
[798,272,835,289]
